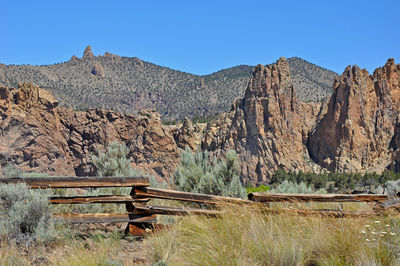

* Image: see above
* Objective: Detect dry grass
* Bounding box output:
[146,204,400,265]
[0,227,151,266]
[0,238,125,266]
[1,202,399,265]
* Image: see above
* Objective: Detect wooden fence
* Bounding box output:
[1,176,399,235]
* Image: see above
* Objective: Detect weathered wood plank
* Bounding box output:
[264,208,379,218]
[54,213,156,224]
[133,187,252,204]
[49,195,149,204]
[133,204,221,216]
[248,193,389,203]
[376,198,400,209]
[0,176,149,188]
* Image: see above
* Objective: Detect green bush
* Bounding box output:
[246,185,271,194]
[385,179,400,196]
[84,141,152,213]
[0,183,57,245]
[270,180,326,194]
[173,148,246,198]
[1,164,22,178]
[91,141,135,177]
[1,163,49,179]
[91,141,147,194]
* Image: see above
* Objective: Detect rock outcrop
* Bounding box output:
[202,58,321,184]
[171,117,202,150]
[91,62,105,77]
[0,83,180,177]
[83,45,94,59]
[0,83,73,175]
[308,58,400,173]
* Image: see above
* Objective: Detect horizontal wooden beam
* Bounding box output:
[49,195,150,204]
[376,198,400,209]
[248,193,389,203]
[265,208,380,218]
[133,204,221,216]
[0,176,149,188]
[54,213,156,224]
[133,187,251,205]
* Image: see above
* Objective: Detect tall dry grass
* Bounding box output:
[147,204,400,265]
[0,236,131,266]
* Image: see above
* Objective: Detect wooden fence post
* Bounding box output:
[125,185,156,236]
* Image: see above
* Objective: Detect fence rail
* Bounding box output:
[248,192,389,203]
[133,187,252,204]
[49,195,140,204]
[1,176,149,188]
[55,213,157,224]
[1,176,399,236]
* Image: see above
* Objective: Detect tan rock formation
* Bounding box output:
[202,58,320,184]
[202,111,235,151]
[91,62,105,77]
[0,83,180,178]
[83,45,94,59]
[171,117,202,150]
[308,58,400,173]
[0,83,72,175]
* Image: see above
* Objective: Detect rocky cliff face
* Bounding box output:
[308,58,400,173]
[0,83,74,175]
[200,58,400,184]
[171,117,203,150]
[0,83,180,177]
[201,58,321,184]
[2,58,400,184]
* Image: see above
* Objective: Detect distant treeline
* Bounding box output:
[269,168,400,193]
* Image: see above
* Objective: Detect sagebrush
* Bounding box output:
[173,148,246,198]
[270,180,326,194]
[0,183,57,245]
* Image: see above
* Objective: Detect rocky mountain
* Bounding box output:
[0,83,180,178]
[308,58,400,174]
[201,58,322,184]
[0,46,336,120]
[1,58,398,185]
[201,57,400,184]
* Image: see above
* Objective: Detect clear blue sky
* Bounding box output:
[2,0,399,75]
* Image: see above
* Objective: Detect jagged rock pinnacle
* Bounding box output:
[83,45,94,59]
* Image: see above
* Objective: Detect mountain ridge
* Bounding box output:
[0,46,337,120]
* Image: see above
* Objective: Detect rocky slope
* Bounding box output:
[288,57,337,102]
[0,83,180,177]
[0,46,336,120]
